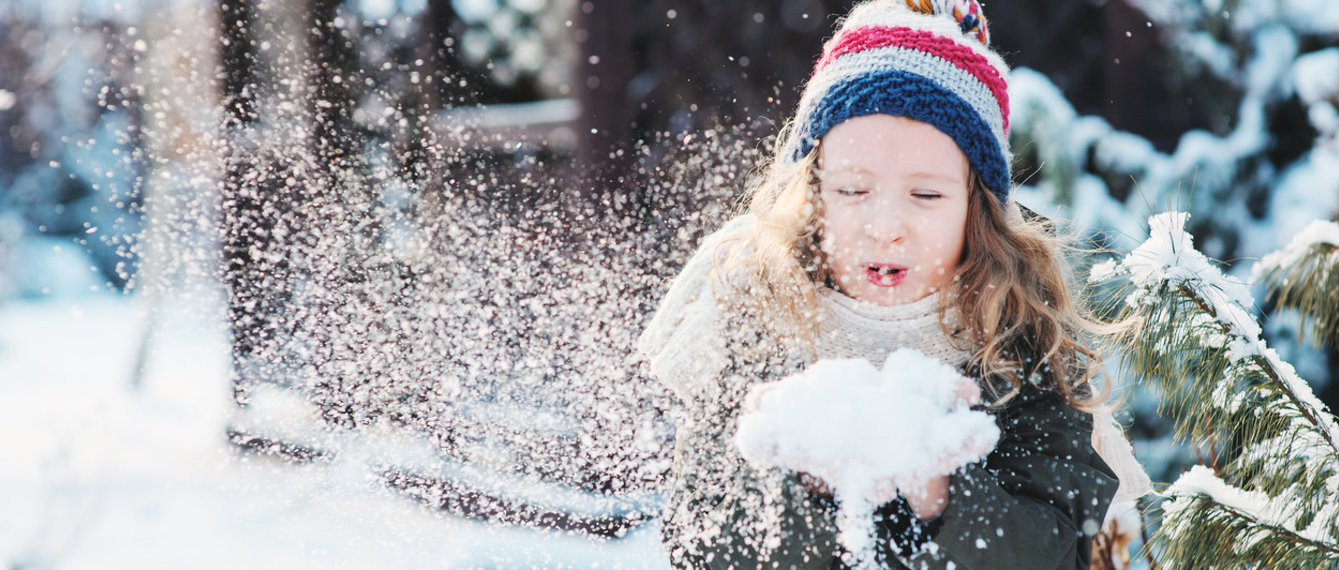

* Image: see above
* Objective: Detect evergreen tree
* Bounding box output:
[1092,213,1339,567]
[1004,0,1339,497]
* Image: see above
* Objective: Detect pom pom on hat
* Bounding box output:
[904,0,991,46]
[784,0,1013,203]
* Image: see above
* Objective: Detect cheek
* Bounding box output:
[912,207,963,255]
[818,209,857,255]
[930,217,967,264]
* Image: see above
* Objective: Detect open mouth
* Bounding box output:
[864,264,907,287]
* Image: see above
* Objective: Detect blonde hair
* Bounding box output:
[711,151,825,357]
[713,145,1111,410]
[956,173,1112,409]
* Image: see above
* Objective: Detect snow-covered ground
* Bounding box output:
[0,290,669,569]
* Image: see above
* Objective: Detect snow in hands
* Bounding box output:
[734,349,999,569]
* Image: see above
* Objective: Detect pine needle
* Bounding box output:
[1254,220,1339,350]
[1092,212,1339,567]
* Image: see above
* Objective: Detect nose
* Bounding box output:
[863,202,907,244]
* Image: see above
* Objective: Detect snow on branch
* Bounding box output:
[1093,211,1339,567]
[1160,466,1339,565]
[1092,211,1339,455]
[1253,219,1339,347]
[1255,219,1339,272]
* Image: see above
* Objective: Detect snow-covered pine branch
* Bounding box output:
[1253,219,1339,349]
[1091,211,1339,567]
[1158,465,1339,567]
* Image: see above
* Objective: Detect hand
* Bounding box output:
[896,475,950,520]
[862,372,978,517]
[809,473,946,520]
[925,374,993,474]
[947,373,984,408]
[800,472,905,515]
[742,380,780,414]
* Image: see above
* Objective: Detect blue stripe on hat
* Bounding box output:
[793,70,1011,203]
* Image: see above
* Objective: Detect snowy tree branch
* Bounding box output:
[1254,219,1339,350]
[1170,280,1339,459]
[1162,490,1339,563]
[1094,212,1339,457]
[1093,211,1339,566]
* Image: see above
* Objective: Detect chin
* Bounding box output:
[858,287,924,306]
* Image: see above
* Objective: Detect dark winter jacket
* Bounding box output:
[660,378,1119,570]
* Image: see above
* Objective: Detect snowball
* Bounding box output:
[734,349,1000,568]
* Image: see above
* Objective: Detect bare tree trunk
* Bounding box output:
[219,0,257,127]
[218,0,270,402]
[217,0,325,400]
[421,0,501,109]
[309,0,360,167]
[573,0,636,190]
[1102,0,1183,151]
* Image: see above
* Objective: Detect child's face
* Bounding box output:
[817,115,970,306]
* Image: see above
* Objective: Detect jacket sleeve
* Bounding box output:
[889,386,1119,570]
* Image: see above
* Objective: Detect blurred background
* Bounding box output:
[2,0,1337,567]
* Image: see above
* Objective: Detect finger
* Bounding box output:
[961,427,998,458]
[894,475,921,493]
[743,390,761,413]
[934,454,969,475]
[933,439,994,473]
[934,447,982,473]
[951,375,983,406]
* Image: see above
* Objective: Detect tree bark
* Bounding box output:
[573,0,636,188]
[219,0,257,126]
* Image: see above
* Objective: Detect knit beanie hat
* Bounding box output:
[784,0,1013,204]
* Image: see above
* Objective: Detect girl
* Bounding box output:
[638,0,1149,568]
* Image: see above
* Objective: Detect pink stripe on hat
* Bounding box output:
[814,26,1009,132]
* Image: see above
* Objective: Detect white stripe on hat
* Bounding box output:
[837,2,1010,79]
[802,45,1007,148]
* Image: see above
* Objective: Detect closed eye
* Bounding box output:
[832,186,870,197]
[912,190,944,200]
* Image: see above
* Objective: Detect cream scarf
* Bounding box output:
[814,287,972,368]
